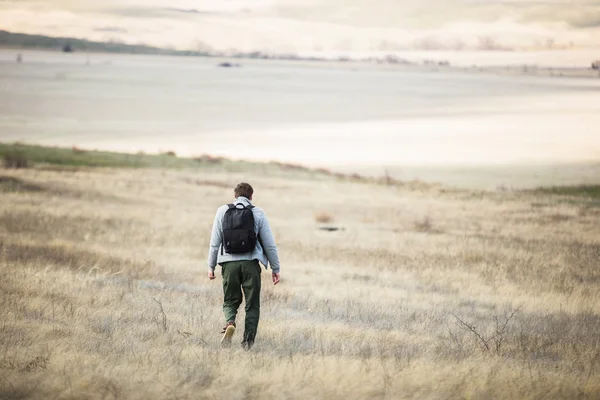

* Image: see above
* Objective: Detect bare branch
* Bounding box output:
[492,305,523,353]
[451,313,490,352]
[152,298,168,332]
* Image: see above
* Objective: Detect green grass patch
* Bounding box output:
[534,185,600,199]
[0,142,333,179]
[0,143,201,169]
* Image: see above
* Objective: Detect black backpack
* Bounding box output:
[222,204,257,254]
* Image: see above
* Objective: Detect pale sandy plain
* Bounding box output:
[1,49,600,190]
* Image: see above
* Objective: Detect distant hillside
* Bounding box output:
[0,30,333,62]
[0,30,209,57]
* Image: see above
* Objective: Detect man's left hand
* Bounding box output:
[208,271,216,280]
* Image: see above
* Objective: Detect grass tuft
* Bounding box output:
[414,215,443,233]
[534,185,600,199]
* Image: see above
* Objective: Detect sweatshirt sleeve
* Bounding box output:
[258,212,281,273]
[207,208,223,272]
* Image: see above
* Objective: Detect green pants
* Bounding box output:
[221,260,261,343]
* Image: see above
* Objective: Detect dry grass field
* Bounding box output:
[1,146,599,399]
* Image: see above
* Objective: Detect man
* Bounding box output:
[207,182,281,350]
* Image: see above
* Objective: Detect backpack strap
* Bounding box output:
[232,203,254,209]
[222,204,235,255]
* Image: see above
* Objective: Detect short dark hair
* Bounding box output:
[234,182,254,199]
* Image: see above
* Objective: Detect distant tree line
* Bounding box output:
[0,30,210,57]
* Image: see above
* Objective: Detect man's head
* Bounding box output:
[234,182,254,200]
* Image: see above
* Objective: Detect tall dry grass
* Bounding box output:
[0,166,599,399]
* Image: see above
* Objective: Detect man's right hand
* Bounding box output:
[208,271,216,280]
[272,272,280,285]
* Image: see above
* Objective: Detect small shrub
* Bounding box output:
[315,212,334,224]
[383,169,393,185]
[194,155,224,164]
[414,215,442,233]
[3,151,29,169]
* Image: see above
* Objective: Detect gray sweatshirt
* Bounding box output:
[207,196,281,273]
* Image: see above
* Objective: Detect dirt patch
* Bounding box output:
[0,240,154,279]
[0,240,121,271]
[0,176,44,193]
[0,209,144,243]
[0,174,126,204]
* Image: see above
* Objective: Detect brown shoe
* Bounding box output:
[220,321,236,334]
[220,322,235,347]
